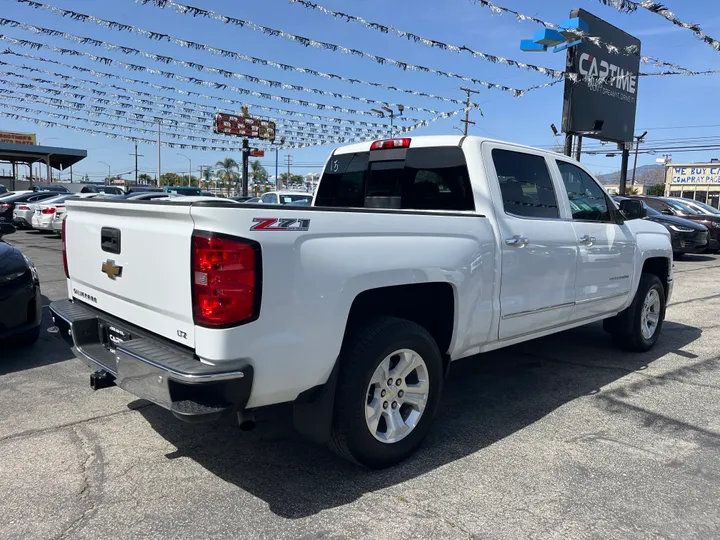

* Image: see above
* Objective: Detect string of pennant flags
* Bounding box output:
[0,101,425,151]
[596,0,720,52]
[0,19,447,120]
[13,1,564,98]
[0,89,397,149]
[0,34,436,123]
[128,0,570,81]
[0,77,399,141]
[13,1,493,107]
[467,0,702,73]
[0,50,399,131]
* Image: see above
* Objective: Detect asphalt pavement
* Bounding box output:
[1,229,719,540]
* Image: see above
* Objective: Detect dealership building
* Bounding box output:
[665,163,720,208]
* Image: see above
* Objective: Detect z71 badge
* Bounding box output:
[250,218,310,231]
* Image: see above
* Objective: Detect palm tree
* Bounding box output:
[215,157,239,196]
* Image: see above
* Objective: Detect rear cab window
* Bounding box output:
[315,145,475,211]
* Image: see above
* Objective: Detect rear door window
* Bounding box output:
[315,146,474,211]
[491,149,560,219]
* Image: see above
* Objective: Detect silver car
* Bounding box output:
[12,192,64,228]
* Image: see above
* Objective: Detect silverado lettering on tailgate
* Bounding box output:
[250,218,310,231]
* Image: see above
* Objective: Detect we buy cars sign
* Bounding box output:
[214,113,276,142]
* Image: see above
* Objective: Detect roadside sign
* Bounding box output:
[249,149,265,157]
[213,113,276,142]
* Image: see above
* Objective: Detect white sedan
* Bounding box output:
[31,193,101,231]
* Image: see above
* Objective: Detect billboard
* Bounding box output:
[562,9,641,144]
[669,165,720,184]
[0,131,37,145]
[213,113,276,142]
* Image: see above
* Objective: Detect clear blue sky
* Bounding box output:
[1,0,719,181]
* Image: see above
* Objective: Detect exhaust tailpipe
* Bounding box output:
[237,409,256,431]
[90,370,116,391]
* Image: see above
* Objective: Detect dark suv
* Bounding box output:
[634,196,720,253]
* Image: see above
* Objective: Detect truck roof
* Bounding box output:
[332,135,564,157]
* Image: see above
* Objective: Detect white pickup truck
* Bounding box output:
[50,136,673,468]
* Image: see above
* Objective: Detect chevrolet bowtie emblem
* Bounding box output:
[101,259,123,280]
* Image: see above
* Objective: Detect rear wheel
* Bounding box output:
[605,273,666,352]
[329,317,443,468]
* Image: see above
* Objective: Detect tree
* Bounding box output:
[201,168,214,189]
[160,172,182,186]
[626,186,640,195]
[216,157,239,195]
[250,160,268,182]
[647,183,665,196]
[138,173,152,183]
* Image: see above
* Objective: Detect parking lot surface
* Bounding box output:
[1,229,719,540]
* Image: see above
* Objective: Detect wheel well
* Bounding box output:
[345,283,455,357]
[642,257,670,296]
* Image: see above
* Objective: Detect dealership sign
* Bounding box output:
[670,166,720,184]
[213,113,276,142]
[0,131,37,145]
[562,9,641,144]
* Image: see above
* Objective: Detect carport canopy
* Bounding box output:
[0,141,87,171]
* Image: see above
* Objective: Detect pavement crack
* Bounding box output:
[0,402,154,446]
[53,425,105,540]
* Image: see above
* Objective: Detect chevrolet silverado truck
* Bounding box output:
[50,136,673,468]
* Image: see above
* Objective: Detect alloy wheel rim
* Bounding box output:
[364,348,429,444]
[641,288,661,340]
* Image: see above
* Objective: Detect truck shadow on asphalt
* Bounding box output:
[136,320,703,519]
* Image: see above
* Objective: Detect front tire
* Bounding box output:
[607,273,666,352]
[329,316,444,469]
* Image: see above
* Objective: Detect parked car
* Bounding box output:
[0,223,41,346]
[286,199,311,206]
[13,193,68,229]
[0,185,8,196]
[242,197,260,203]
[52,206,65,235]
[51,135,673,468]
[127,186,163,194]
[676,197,720,216]
[634,196,720,252]
[614,196,708,257]
[32,193,100,231]
[164,186,202,196]
[122,192,170,201]
[80,185,125,195]
[200,191,217,197]
[32,184,71,193]
[257,191,313,205]
[1,191,58,224]
[230,196,253,202]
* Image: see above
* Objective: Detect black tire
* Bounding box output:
[607,273,666,352]
[328,316,444,469]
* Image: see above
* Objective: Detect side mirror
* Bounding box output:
[619,199,647,220]
[661,208,674,216]
[0,221,17,238]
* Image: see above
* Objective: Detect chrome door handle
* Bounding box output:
[579,234,596,246]
[505,235,529,248]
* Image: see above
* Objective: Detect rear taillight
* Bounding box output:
[17,205,30,211]
[0,203,10,209]
[191,232,260,327]
[62,218,69,278]
[41,207,56,215]
[370,138,411,150]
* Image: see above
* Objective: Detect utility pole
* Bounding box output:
[631,131,648,186]
[285,154,293,190]
[460,87,480,136]
[157,121,162,186]
[129,140,144,184]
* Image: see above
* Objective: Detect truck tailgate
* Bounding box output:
[64,200,196,347]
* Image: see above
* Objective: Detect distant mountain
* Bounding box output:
[597,164,664,185]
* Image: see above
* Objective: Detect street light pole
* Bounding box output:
[631,131,648,186]
[176,153,191,186]
[98,161,111,185]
